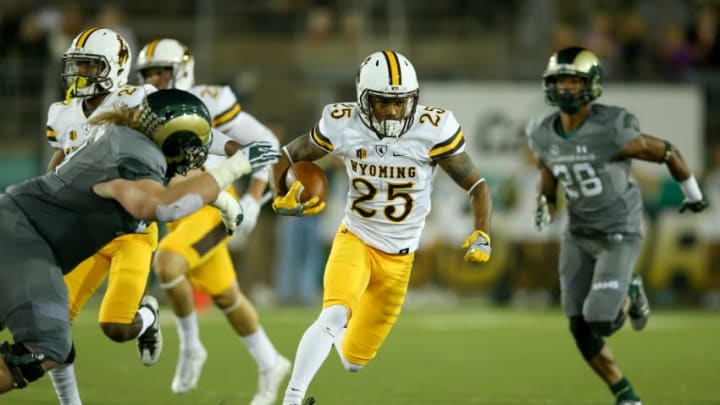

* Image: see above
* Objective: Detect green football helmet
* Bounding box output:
[543,46,602,114]
[138,89,212,176]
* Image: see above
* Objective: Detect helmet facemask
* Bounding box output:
[543,47,602,114]
[356,50,420,139]
[359,91,418,139]
[61,54,112,98]
[62,27,131,99]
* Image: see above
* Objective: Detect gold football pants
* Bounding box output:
[324,225,414,365]
[158,203,236,296]
[65,222,159,324]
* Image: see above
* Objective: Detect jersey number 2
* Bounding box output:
[552,162,602,199]
[351,179,414,222]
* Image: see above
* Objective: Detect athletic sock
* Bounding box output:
[283,321,336,403]
[49,363,82,405]
[242,326,279,372]
[175,311,203,352]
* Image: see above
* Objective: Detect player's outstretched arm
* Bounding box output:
[93,146,279,222]
[617,133,708,213]
[437,151,492,262]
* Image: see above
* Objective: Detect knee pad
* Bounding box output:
[158,274,186,290]
[587,311,626,337]
[218,296,243,314]
[316,305,349,338]
[568,316,604,361]
[0,342,46,389]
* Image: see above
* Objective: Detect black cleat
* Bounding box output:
[303,397,316,405]
[137,295,163,366]
[628,274,650,331]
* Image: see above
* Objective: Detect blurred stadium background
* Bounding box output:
[1,0,720,404]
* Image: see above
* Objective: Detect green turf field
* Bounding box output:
[2,306,719,404]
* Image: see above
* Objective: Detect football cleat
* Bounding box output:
[628,274,650,331]
[171,346,208,394]
[303,398,316,405]
[250,355,292,405]
[137,295,163,366]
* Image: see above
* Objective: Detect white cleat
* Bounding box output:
[249,355,292,405]
[171,347,208,394]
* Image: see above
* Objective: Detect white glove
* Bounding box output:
[535,195,552,231]
[236,194,261,237]
[209,152,251,191]
[211,191,244,235]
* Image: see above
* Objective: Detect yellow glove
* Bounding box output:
[272,180,326,216]
[461,230,491,263]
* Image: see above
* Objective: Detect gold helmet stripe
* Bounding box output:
[382,50,401,86]
[212,102,242,127]
[153,115,212,154]
[311,126,334,151]
[429,128,465,158]
[76,27,100,48]
[145,39,161,58]
[46,126,57,142]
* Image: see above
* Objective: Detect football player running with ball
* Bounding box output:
[137,38,290,405]
[271,50,493,405]
[527,46,708,405]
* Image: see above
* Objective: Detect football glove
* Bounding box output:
[462,230,491,263]
[240,141,281,172]
[211,191,244,235]
[679,198,709,213]
[272,180,325,217]
[236,194,261,236]
[209,141,280,190]
[535,194,552,231]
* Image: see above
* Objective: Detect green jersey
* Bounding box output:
[526,104,643,235]
[6,124,167,273]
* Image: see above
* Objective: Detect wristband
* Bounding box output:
[680,175,703,201]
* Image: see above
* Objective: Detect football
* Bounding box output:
[284,161,328,203]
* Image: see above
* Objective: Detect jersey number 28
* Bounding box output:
[552,162,603,199]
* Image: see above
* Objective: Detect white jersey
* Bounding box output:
[46,84,157,155]
[190,84,278,177]
[310,102,465,254]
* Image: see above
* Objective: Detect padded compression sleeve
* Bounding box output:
[155,193,204,222]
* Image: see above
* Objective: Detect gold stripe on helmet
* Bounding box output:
[145,39,160,58]
[46,126,57,142]
[153,115,212,153]
[76,27,100,48]
[212,103,241,127]
[383,50,401,86]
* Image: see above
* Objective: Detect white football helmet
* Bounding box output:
[136,39,195,91]
[62,27,131,98]
[356,50,419,138]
